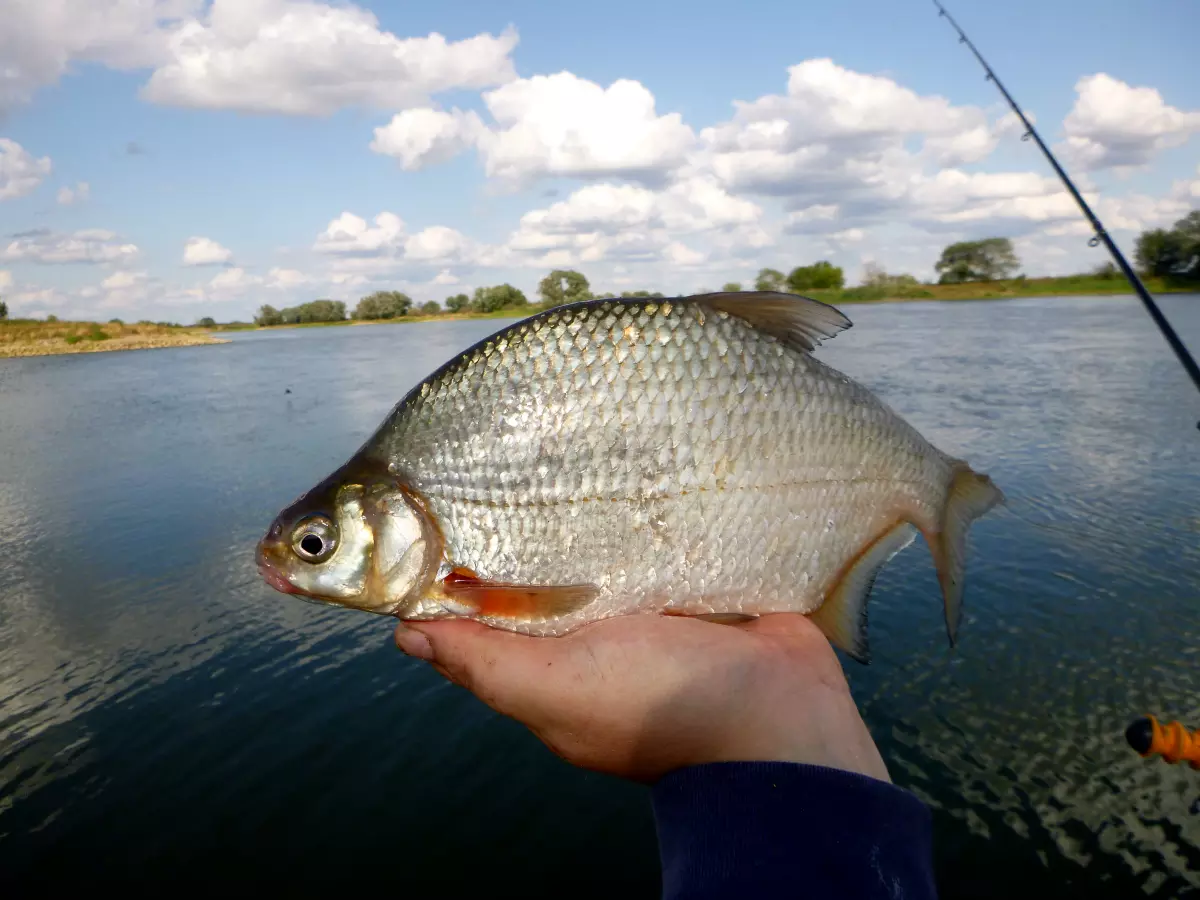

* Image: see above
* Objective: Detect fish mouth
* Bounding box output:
[256,542,300,595]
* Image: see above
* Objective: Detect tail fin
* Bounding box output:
[928,464,1005,646]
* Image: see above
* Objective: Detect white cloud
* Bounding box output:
[404,226,472,262]
[1094,190,1193,233]
[0,269,12,290]
[516,179,759,238]
[101,270,144,290]
[474,73,695,185]
[308,211,479,287]
[2,228,139,264]
[141,0,517,115]
[0,0,193,114]
[314,211,406,255]
[55,181,90,205]
[700,58,988,173]
[209,266,259,290]
[93,269,154,309]
[503,178,763,269]
[1171,164,1200,204]
[830,228,865,244]
[182,236,233,265]
[0,0,516,117]
[432,269,459,285]
[0,140,53,200]
[372,73,697,185]
[663,242,704,266]
[691,58,1083,238]
[370,108,486,170]
[783,204,839,232]
[1061,74,1200,171]
[265,267,313,289]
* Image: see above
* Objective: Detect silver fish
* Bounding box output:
[256,291,1002,661]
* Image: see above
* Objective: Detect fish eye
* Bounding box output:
[291,516,338,563]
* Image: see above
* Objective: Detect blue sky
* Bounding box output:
[0,0,1197,322]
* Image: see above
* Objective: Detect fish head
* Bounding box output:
[256,467,442,616]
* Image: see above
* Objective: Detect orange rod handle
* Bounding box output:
[1126,715,1200,770]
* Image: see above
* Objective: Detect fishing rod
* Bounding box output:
[931,1,1200,429]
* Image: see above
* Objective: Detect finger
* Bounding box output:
[403,619,577,716]
[393,623,434,660]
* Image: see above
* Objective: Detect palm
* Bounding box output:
[398,612,889,784]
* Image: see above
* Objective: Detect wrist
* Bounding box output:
[709,686,890,782]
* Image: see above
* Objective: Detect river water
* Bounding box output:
[1,295,1198,896]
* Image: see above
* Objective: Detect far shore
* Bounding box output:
[0,326,227,360]
[2,276,1194,360]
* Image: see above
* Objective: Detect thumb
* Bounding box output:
[395,619,569,717]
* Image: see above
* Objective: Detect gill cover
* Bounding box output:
[358,482,443,613]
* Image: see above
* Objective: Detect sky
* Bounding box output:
[0,0,1197,323]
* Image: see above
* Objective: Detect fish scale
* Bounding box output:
[386,299,951,634]
[259,291,1002,660]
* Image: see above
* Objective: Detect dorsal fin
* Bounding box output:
[693,291,852,352]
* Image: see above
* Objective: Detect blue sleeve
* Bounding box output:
[651,761,937,900]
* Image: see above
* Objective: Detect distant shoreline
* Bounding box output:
[0,329,227,360]
[253,276,1196,331]
[2,277,1193,359]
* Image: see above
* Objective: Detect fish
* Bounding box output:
[256,291,1003,662]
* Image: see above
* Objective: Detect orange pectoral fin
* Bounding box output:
[441,571,599,621]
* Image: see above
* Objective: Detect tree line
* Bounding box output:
[246,205,1200,329]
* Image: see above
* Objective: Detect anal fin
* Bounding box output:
[808,522,917,664]
[664,611,759,625]
[441,570,599,621]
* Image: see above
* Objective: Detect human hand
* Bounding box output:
[393,612,890,784]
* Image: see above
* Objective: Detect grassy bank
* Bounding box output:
[0,320,227,359]
[804,273,1196,304]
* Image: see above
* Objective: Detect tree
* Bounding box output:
[861,263,919,289]
[354,290,412,320]
[445,293,469,312]
[619,290,664,298]
[787,261,844,291]
[419,300,441,315]
[538,269,592,308]
[1135,229,1189,277]
[196,316,217,327]
[1177,210,1200,277]
[721,282,742,292]
[1135,211,1199,278]
[1175,210,1200,247]
[270,300,346,324]
[255,305,283,326]
[754,268,786,292]
[471,284,528,314]
[935,238,1019,283]
[0,299,7,320]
